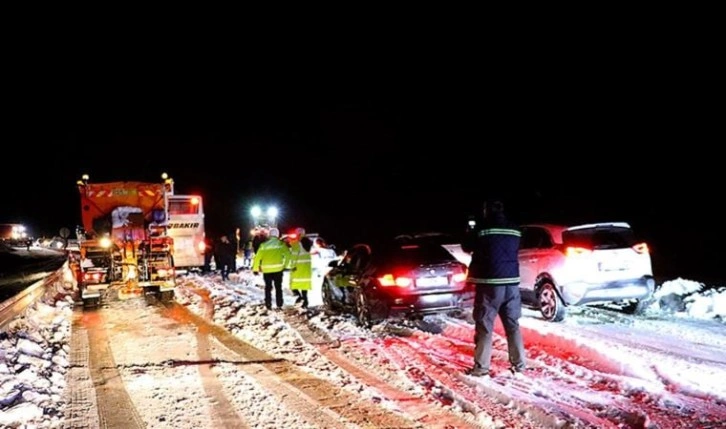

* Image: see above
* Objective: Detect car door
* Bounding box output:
[518,226,553,302]
[331,244,370,289]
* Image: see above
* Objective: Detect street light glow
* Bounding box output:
[267,206,278,219]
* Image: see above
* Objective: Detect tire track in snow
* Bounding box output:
[282,309,481,429]
[436,315,726,428]
[179,289,422,428]
[74,309,146,429]
[383,333,608,428]
[353,335,549,429]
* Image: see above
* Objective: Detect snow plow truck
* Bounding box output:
[72,174,176,307]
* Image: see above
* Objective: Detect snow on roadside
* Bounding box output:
[0,264,76,428]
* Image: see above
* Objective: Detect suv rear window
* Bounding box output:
[563,226,637,250]
[374,243,457,266]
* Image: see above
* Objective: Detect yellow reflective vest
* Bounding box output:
[288,240,312,291]
[252,237,290,273]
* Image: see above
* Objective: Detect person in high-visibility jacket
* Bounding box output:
[252,228,291,310]
[287,227,313,308]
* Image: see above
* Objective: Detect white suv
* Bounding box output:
[519,222,655,322]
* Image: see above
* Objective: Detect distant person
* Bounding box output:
[251,227,268,253]
[287,228,313,308]
[202,236,215,274]
[252,228,291,311]
[462,199,527,377]
[230,232,239,272]
[215,234,236,281]
[243,239,254,269]
[311,237,328,254]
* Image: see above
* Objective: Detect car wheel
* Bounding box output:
[538,281,566,322]
[322,279,338,312]
[355,288,373,328]
[447,309,464,318]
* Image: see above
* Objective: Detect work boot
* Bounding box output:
[466,367,489,377]
[509,367,529,379]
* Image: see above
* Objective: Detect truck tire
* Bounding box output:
[160,290,175,303]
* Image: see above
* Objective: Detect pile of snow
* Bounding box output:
[0,299,74,428]
[650,278,725,320]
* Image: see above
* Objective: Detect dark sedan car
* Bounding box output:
[322,240,473,327]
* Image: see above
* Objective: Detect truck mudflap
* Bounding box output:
[81,282,110,308]
[82,280,175,305]
[117,280,175,300]
[140,281,176,303]
[81,283,109,298]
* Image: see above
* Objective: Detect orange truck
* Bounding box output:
[73,175,176,306]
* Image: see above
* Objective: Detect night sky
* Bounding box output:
[2,92,722,284]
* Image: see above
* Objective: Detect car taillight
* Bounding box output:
[632,242,649,254]
[565,246,592,257]
[197,241,206,252]
[83,272,102,282]
[452,272,467,283]
[378,274,413,287]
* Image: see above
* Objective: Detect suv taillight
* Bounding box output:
[565,246,592,257]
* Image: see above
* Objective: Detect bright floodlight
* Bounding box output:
[82,174,89,181]
[250,206,262,218]
[267,206,278,219]
[161,172,169,180]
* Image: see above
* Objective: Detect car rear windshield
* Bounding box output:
[374,243,457,266]
[562,226,637,250]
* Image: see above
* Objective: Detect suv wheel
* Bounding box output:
[538,280,566,322]
[622,298,649,315]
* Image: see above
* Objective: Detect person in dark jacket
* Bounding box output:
[215,234,236,281]
[462,199,526,377]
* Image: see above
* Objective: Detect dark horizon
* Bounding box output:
[1,97,722,285]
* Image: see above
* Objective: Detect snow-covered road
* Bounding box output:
[2,265,725,428]
[175,272,726,428]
